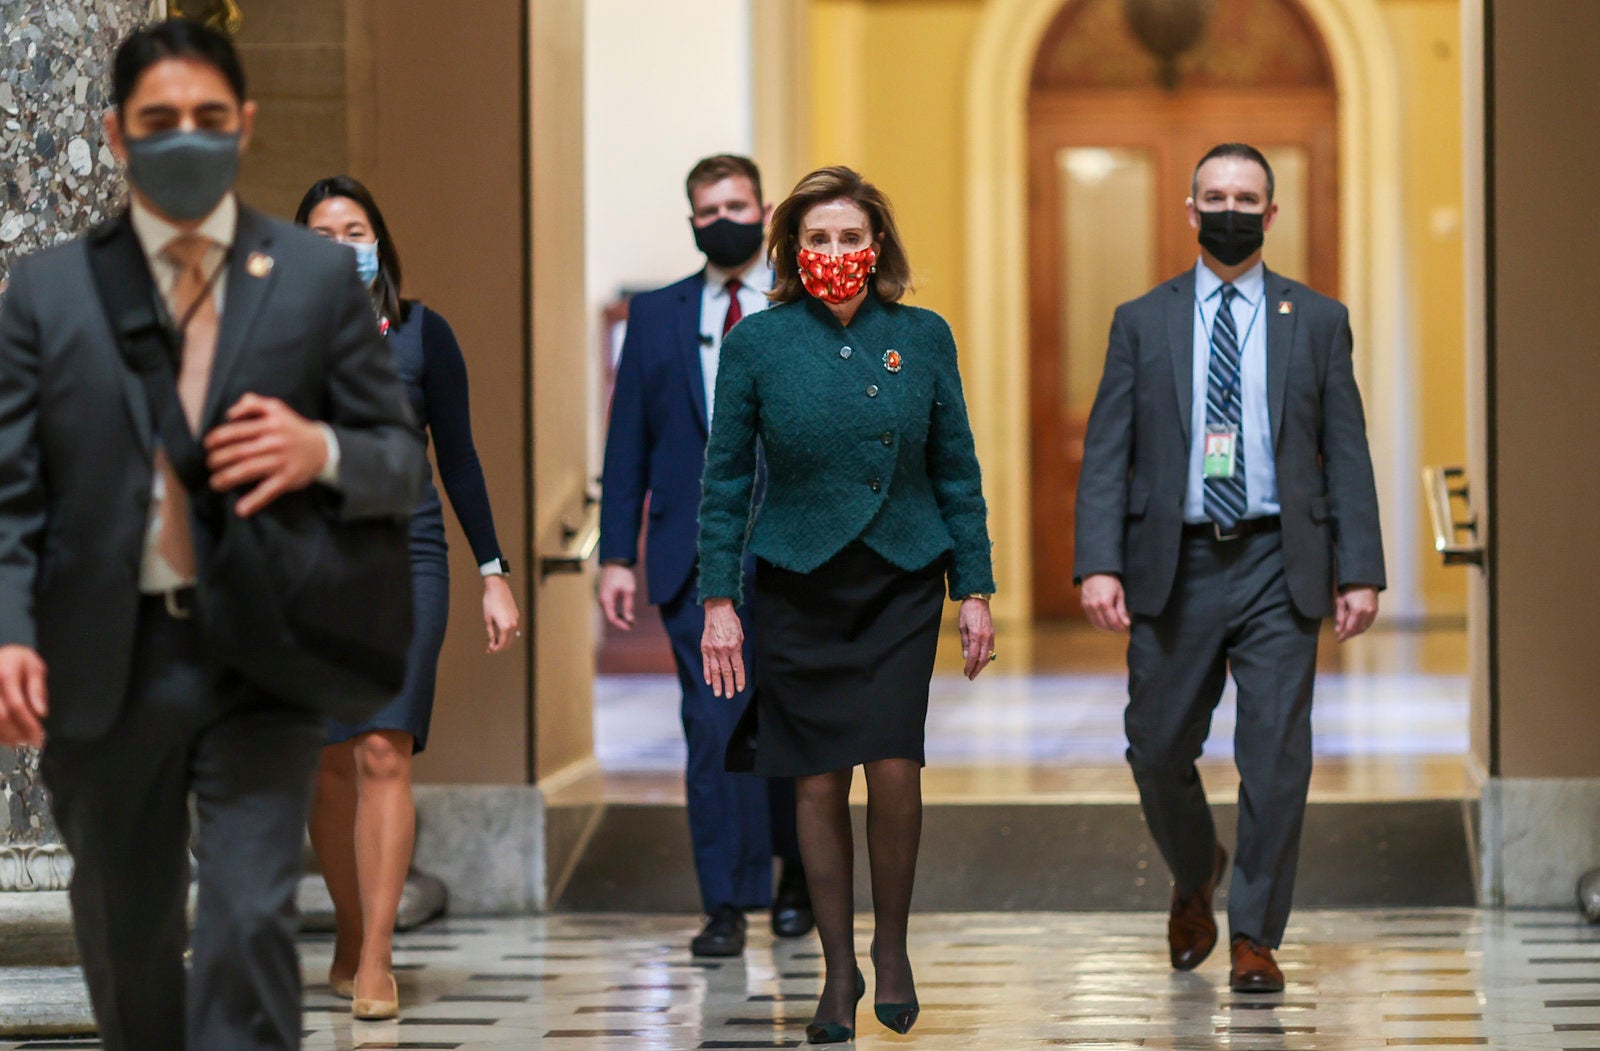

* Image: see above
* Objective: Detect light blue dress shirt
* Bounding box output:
[1184,260,1279,523]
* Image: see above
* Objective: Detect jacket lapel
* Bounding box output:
[1264,267,1295,450]
[201,206,277,428]
[95,215,156,457]
[677,271,709,435]
[1167,270,1196,445]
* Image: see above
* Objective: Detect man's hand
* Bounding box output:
[701,598,746,699]
[958,598,996,681]
[203,393,329,517]
[1081,573,1131,632]
[1335,585,1380,642]
[598,564,637,631]
[0,645,48,748]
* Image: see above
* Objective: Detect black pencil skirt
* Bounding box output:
[747,541,947,778]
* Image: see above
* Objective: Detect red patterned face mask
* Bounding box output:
[797,245,877,304]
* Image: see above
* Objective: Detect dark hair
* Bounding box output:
[685,154,764,208]
[293,176,406,326]
[1192,142,1275,202]
[112,18,247,110]
[768,166,913,305]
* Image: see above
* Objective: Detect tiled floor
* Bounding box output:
[10,907,1599,1050]
[592,661,1474,806]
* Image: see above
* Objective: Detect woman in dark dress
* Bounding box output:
[698,167,997,1044]
[295,177,520,1020]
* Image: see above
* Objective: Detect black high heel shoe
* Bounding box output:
[805,967,865,1045]
[869,943,920,1035]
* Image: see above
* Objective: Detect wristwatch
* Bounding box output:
[479,557,511,577]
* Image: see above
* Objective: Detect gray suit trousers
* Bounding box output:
[1124,529,1320,948]
[41,598,323,1051]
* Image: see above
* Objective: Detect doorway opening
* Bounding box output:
[1027,0,1339,618]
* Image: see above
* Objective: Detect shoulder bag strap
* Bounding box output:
[84,216,213,501]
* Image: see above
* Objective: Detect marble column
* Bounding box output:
[0,0,153,894]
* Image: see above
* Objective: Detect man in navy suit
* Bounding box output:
[599,155,809,956]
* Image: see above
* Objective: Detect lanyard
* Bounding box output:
[1194,287,1262,397]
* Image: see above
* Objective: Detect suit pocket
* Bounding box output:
[1126,484,1150,519]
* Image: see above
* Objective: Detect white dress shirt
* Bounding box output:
[129,195,340,592]
[699,258,773,428]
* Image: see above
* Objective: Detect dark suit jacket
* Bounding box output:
[599,271,716,607]
[0,205,425,740]
[1074,266,1385,620]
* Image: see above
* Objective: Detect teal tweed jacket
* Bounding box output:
[697,294,995,604]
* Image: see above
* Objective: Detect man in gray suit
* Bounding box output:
[0,20,422,1050]
[1076,143,1384,993]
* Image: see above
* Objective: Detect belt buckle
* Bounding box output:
[1212,522,1242,542]
[163,589,193,620]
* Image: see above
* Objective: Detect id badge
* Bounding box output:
[1203,425,1239,480]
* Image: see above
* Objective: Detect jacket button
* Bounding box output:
[866,384,879,397]
[881,432,893,445]
[840,346,852,359]
[869,478,881,492]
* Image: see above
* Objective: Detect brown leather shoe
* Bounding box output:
[1229,936,1285,993]
[1167,843,1227,971]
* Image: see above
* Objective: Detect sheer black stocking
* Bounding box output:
[863,757,922,1005]
[795,768,858,1028]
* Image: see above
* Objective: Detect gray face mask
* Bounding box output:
[123,128,241,222]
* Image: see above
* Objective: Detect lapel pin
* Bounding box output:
[1277,300,1293,315]
[246,252,274,278]
[883,348,902,374]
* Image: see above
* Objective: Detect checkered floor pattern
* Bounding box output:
[7,908,1600,1049]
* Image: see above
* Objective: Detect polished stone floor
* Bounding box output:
[9,907,1600,1050]
[594,621,1474,807]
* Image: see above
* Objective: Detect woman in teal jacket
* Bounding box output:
[699,166,997,1044]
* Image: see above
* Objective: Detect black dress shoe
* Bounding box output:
[691,904,747,957]
[771,861,815,938]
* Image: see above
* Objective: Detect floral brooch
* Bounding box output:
[883,348,902,374]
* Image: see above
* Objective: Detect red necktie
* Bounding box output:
[722,278,743,337]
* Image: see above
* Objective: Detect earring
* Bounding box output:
[869,265,877,273]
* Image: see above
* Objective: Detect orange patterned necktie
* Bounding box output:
[152,234,219,581]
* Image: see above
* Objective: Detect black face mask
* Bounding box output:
[693,217,765,269]
[1197,209,1265,267]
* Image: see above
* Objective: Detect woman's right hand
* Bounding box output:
[701,598,746,699]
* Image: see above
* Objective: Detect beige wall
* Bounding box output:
[235,0,538,785]
[1383,0,1468,619]
[530,0,596,784]
[1485,0,1600,779]
[1460,0,1491,775]
[232,3,347,219]
[355,0,535,785]
[808,0,982,339]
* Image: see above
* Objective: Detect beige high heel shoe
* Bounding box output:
[329,972,355,1000]
[351,973,399,1021]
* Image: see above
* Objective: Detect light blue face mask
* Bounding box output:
[343,239,381,287]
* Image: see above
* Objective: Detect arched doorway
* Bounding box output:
[1026,0,1339,617]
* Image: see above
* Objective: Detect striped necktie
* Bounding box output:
[1203,283,1248,531]
[153,234,219,581]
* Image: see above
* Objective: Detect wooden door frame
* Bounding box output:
[964,0,1414,622]
[1026,89,1339,618]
